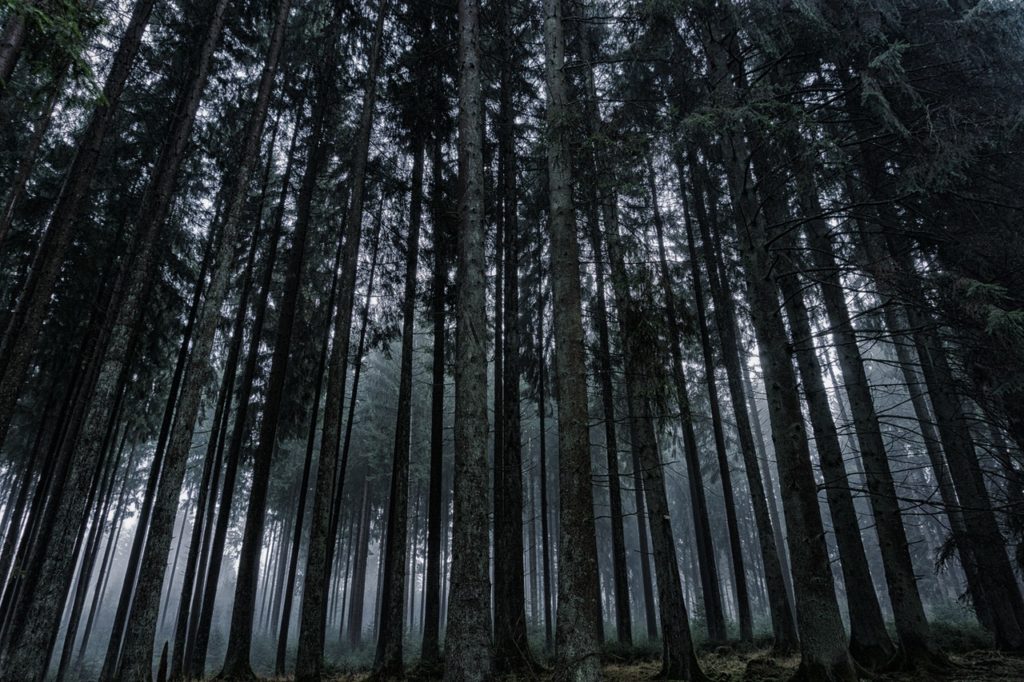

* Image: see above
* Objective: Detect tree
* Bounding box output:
[442,0,493,679]
[542,0,602,677]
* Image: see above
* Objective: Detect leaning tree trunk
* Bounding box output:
[542,1,602,677]
[443,1,493,679]
[863,222,1024,651]
[774,234,897,669]
[0,5,29,94]
[264,18,345,668]
[676,148,798,650]
[600,186,708,681]
[115,2,288,679]
[187,101,300,681]
[644,154,741,644]
[796,181,941,670]
[294,4,388,679]
[0,0,157,454]
[0,3,223,677]
[170,108,290,682]
[698,12,856,679]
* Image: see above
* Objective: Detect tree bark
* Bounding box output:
[636,154,734,645]
[0,0,157,455]
[443,1,493,678]
[698,12,857,678]
[492,2,537,667]
[294,3,388,678]
[0,3,224,677]
[600,184,707,681]
[0,6,28,93]
[419,135,449,668]
[187,98,301,681]
[346,475,373,648]
[115,2,288,678]
[542,1,602,677]
[372,128,426,677]
[576,24,633,647]
[775,235,897,668]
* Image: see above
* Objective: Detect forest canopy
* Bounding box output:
[0,0,1023,680]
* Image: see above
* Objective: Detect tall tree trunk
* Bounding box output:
[76,443,138,672]
[797,185,941,669]
[115,2,289,678]
[0,4,224,677]
[443,1,493,679]
[257,21,347,667]
[54,424,129,682]
[775,235,897,668]
[492,1,537,667]
[542,1,602,677]
[697,11,857,678]
[576,24,632,647]
[169,110,285,681]
[275,218,346,678]
[536,299,555,652]
[0,80,61,248]
[865,224,1024,650]
[373,128,426,677]
[0,0,157,453]
[419,135,449,668]
[0,6,29,93]
[346,476,372,648]
[187,102,301,681]
[600,185,707,681]
[294,4,388,678]
[630,155,727,644]
[676,149,797,649]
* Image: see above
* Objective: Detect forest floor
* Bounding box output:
[304,647,1024,681]
[600,648,1024,680]
[251,624,1023,681]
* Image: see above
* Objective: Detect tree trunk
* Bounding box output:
[420,135,449,668]
[293,4,388,677]
[698,13,856,679]
[443,1,493,679]
[676,149,798,650]
[116,2,288,678]
[187,101,301,681]
[798,185,940,669]
[492,2,537,667]
[54,424,129,682]
[537,299,555,652]
[636,155,732,644]
[868,227,1024,651]
[576,25,632,647]
[170,110,284,681]
[0,0,157,454]
[0,6,29,93]
[347,476,373,648]
[775,235,896,668]
[76,444,138,672]
[0,3,223,677]
[372,128,426,677]
[542,1,602,677]
[601,185,707,681]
